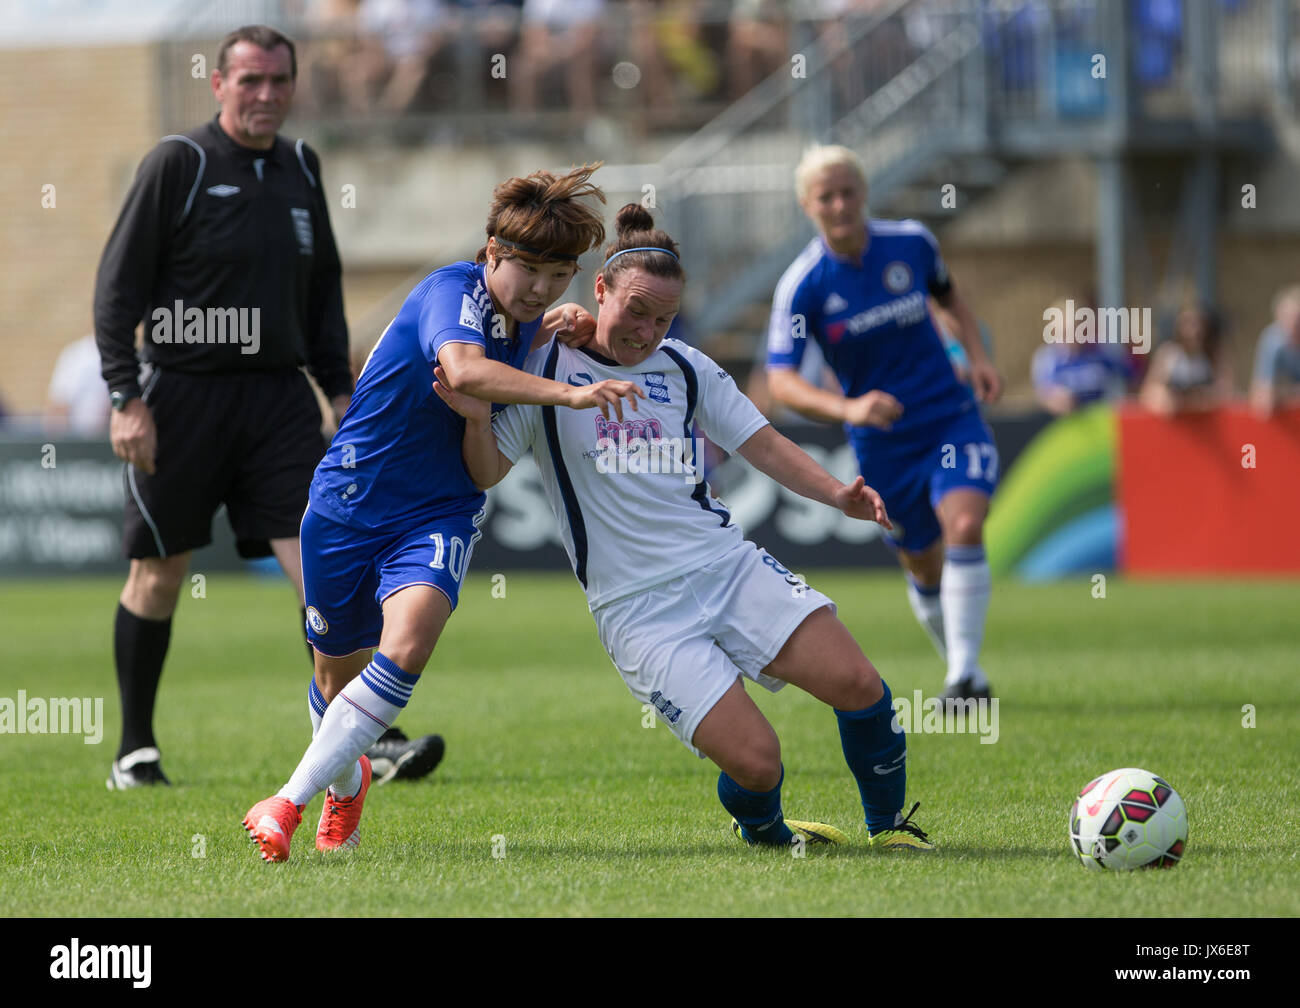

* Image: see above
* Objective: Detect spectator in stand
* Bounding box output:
[652,0,718,103]
[820,0,906,116]
[296,0,364,116]
[447,0,524,57]
[1133,0,1182,89]
[1032,301,1130,416]
[46,333,111,436]
[1139,304,1234,416]
[725,0,789,101]
[623,0,678,133]
[510,0,603,126]
[1249,285,1300,417]
[344,0,449,114]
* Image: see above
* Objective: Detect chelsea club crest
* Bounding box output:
[883,261,912,294]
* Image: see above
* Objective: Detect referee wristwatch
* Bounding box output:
[110,390,138,412]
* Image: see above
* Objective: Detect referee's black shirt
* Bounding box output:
[94,117,353,401]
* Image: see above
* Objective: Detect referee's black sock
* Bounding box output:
[113,603,172,760]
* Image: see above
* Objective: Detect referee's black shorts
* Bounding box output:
[122,368,326,560]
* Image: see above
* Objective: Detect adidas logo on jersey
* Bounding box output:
[823,292,849,314]
[206,184,241,197]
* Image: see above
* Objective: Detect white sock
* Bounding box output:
[940,545,991,689]
[329,759,364,799]
[279,654,417,808]
[906,577,947,662]
[308,677,363,797]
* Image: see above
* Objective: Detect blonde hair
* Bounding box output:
[794,144,868,203]
[1272,284,1300,318]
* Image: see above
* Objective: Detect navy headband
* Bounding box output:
[602,246,680,269]
[491,235,579,263]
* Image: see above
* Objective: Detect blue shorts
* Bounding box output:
[300,506,485,657]
[850,407,998,553]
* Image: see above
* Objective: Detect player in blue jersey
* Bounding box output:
[242,165,644,861]
[433,204,934,851]
[766,145,1004,705]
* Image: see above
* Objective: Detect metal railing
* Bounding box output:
[148,0,1300,354]
[656,0,984,337]
[651,0,1297,341]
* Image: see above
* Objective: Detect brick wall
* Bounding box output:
[0,43,160,418]
[0,44,425,418]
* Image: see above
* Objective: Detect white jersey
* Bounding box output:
[492,337,770,609]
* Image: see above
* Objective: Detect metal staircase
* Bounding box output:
[653,0,1292,366]
[654,0,1002,358]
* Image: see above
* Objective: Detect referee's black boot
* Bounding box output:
[106,746,171,790]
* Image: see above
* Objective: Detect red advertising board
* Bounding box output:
[1118,406,1300,573]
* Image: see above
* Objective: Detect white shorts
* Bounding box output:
[591,541,836,758]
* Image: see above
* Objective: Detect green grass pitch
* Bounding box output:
[1,572,1296,917]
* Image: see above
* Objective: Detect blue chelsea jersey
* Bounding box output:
[766,219,976,440]
[309,261,540,531]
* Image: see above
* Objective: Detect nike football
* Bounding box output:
[1068,767,1188,870]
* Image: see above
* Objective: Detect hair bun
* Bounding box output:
[615,203,655,236]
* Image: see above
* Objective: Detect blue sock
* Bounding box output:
[835,680,906,835]
[308,677,328,736]
[718,769,795,846]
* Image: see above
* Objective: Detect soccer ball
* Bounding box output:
[1068,767,1188,870]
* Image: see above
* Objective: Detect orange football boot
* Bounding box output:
[316,755,373,851]
[242,796,303,862]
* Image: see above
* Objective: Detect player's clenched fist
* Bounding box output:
[551,304,597,348]
[843,390,903,430]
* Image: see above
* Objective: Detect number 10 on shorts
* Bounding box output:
[428,532,470,582]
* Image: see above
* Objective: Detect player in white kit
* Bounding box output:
[436,204,933,849]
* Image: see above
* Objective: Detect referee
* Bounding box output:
[95,25,442,789]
